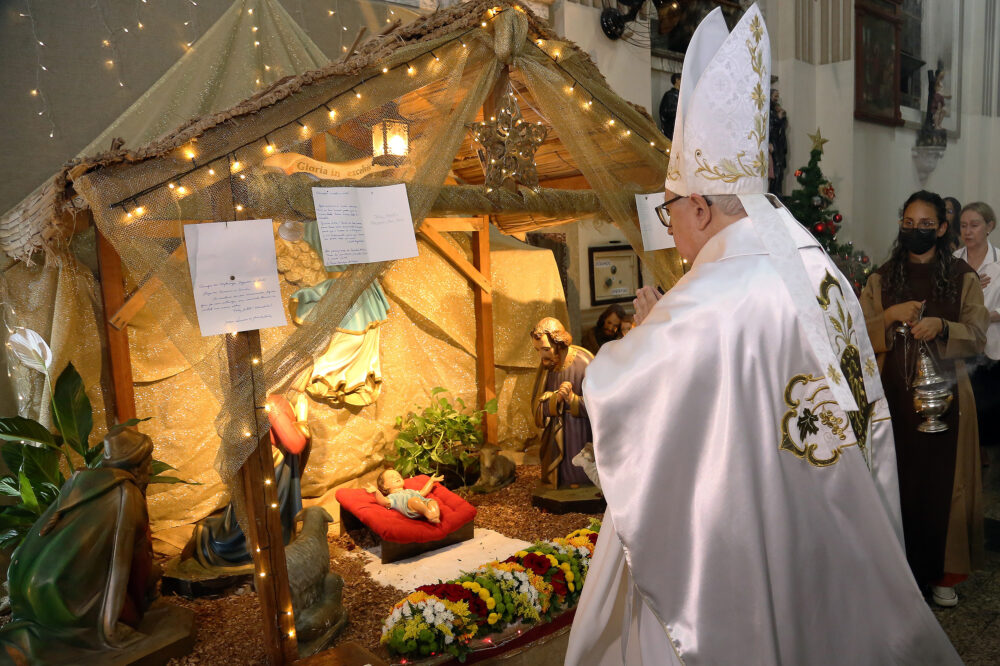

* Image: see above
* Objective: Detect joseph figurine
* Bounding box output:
[529,318,594,488]
[0,429,158,664]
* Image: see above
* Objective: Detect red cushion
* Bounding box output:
[336,475,476,544]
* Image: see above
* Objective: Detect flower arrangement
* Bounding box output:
[381,526,600,661]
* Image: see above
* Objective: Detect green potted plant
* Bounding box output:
[0,328,191,550]
[388,387,497,489]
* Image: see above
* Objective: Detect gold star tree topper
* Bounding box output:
[808,128,829,152]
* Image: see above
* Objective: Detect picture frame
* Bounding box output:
[588,245,642,307]
[854,1,904,127]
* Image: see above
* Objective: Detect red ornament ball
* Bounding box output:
[834,213,843,223]
[813,223,825,234]
[861,256,870,264]
[795,170,803,177]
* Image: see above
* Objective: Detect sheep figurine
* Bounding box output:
[471,445,517,493]
[284,506,347,653]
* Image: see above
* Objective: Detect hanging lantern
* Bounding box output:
[371,102,410,167]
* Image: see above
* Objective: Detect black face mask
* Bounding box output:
[898,228,938,255]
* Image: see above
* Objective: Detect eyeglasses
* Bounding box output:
[900,217,938,230]
[654,194,711,229]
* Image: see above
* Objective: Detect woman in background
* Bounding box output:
[861,190,987,608]
[581,303,626,354]
[954,202,1000,460]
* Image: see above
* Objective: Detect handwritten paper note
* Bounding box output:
[311,184,418,266]
[636,193,676,251]
[183,219,287,337]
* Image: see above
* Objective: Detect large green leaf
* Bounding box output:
[52,363,93,456]
[0,476,22,498]
[18,471,39,514]
[0,417,56,449]
[149,474,196,485]
[151,459,177,475]
[107,417,152,436]
[484,398,498,415]
[431,387,448,396]
[7,444,63,488]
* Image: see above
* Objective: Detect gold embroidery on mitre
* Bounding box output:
[693,14,768,184]
[780,374,858,467]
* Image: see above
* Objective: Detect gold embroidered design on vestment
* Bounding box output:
[693,14,768,184]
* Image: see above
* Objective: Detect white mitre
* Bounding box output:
[667,4,883,413]
[667,5,769,196]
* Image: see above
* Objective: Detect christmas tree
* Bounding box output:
[784,128,874,293]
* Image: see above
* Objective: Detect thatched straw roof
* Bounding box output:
[1,0,663,263]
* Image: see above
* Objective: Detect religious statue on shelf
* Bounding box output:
[917,62,949,148]
[181,393,310,569]
[0,430,159,663]
[366,469,444,524]
[529,317,595,488]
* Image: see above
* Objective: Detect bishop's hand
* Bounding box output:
[633,286,663,326]
[557,381,574,401]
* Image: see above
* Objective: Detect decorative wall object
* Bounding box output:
[900,0,963,139]
[854,0,903,126]
[588,245,642,306]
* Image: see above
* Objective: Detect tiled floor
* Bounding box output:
[933,446,1000,665]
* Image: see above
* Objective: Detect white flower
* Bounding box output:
[444,633,454,644]
[8,328,52,375]
[402,605,412,618]
[423,608,435,624]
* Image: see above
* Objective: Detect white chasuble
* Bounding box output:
[566,218,960,665]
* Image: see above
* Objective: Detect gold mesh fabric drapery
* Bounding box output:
[65,1,674,538]
[0,246,107,432]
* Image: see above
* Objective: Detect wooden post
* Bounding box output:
[311,134,327,162]
[471,217,497,447]
[225,331,298,665]
[94,221,138,423]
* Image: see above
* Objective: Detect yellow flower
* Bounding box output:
[462,582,474,590]
[560,563,571,572]
[568,583,575,592]
[478,588,491,601]
[516,550,528,558]
[565,571,575,582]
[488,612,500,625]
[486,597,496,610]
[546,554,559,567]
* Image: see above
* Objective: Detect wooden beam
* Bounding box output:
[471,217,497,447]
[225,331,298,665]
[95,223,137,424]
[109,244,186,330]
[536,174,590,190]
[418,225,491,294]
[421,217,486,233]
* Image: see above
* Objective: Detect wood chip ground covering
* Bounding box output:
[164,465,602,664]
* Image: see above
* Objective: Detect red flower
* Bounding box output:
[587,532,598,545]
[550,569,568,596]
[523,553,552,576]
[416,583,468,603]
[468,596,488,618]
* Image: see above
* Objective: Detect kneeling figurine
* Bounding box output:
[366,470,443,524]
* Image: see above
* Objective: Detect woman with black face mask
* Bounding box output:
[861,190,988,609]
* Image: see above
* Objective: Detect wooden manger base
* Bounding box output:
[531,485,606,515]
[340,506,476,564]
[66,601,196,666]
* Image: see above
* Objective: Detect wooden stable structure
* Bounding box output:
[4,1,674,662]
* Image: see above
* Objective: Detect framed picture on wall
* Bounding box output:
[855,1,904,127]
[588,245,642,307]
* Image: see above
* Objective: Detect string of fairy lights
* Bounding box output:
[107,5,669,218]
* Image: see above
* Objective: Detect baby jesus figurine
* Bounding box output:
[366,470,444,524]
